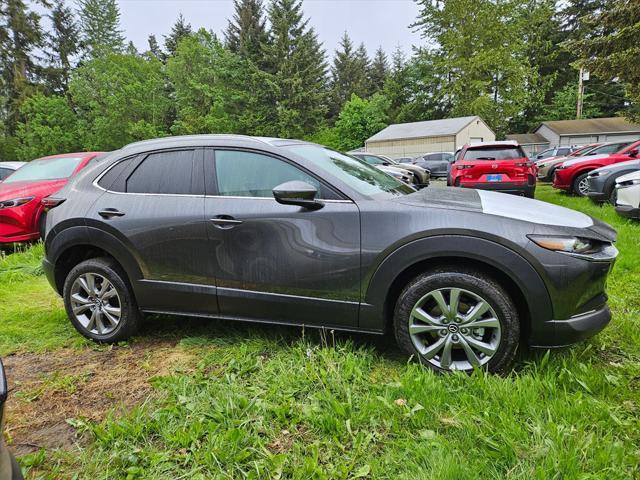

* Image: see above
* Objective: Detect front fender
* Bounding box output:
[359,235,552,332]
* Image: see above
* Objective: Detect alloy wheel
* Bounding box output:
[69,273,122,335]
[408,287,501,371]
[577,177,590,196]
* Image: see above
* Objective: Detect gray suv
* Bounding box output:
[42,136,618,374]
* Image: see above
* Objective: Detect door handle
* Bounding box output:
[98,208,126,218]
[210,215,243,229]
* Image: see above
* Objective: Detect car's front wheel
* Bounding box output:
[393,267,519,374]
[63,257,140,342]
[573,172,591,196]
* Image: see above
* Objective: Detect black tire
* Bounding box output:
[572,172,590,196]
[524,190,535,199]
[393,267,519,374]
[608,186,617,205]
[63,257,140,342]
[38,212,46,240]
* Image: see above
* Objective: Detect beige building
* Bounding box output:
[365,116,496,159]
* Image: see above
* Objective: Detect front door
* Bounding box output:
[204,149,361,328]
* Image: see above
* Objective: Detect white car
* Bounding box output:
[615,170,640,220]
[0,161,25,182]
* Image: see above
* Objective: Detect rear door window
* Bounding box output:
[125,150,201,195]
[463,146,526,161]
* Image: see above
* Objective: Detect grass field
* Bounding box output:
[2,184,640,479]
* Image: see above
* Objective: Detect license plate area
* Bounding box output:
[487,174,502,182]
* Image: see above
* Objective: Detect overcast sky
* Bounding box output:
[67,0,423,59]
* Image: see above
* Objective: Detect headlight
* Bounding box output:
[529,235,618,261]
[0,196,34,209]
[528,235,602,255]
[618,178,640,187]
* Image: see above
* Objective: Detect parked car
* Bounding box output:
[0,152,102,243]
[377,155,430,188]
[553,140,640,196]
[42,135,618,374]
[532,146,575,162]
[412,152,455,178]
[536,143,601,182]
[1,359,23,480]
[349,152,420,187]
[614,171,640,220]
[0,162,26,182]
[449,141,536,197]
[586,159,640,204]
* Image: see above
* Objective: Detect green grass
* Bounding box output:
[0,244,89,355]
[5,185,640,479]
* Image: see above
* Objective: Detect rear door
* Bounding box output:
[89,148,215,314]
[203,149,361,328]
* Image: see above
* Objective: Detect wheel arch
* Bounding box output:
[48,226,143,295]
[360,235,552,339]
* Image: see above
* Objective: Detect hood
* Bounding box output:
[394,186,594,228]
[616,170,640,183]
[0,178,67,200]
[561,153,614,168]
[593,159,640,175]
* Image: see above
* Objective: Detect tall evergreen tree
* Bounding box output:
[0,0,46,135]
[266,0,328,137]
[77,0,125,57]
[225,0,268,65]
[329,32,369,119]
[45,0,80,94]
[146,34,164,60]
[164,14,192,56]
[370,46,389,93]
[566,0,640,121]
[412,0,539,137]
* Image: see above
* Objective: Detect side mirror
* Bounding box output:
[627,149,639,158]
[273,181,324,210]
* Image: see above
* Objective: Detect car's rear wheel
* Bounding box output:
[63,257,140,342]
[573,172,590,196]
[393,267,519,374]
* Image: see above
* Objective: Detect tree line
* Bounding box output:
[0,0,637,161]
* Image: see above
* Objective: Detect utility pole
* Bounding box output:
[577,67,589,119]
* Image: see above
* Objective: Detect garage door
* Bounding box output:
[603,134,640,142]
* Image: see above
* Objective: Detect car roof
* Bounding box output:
[121,135,312,152]
[465,140,519,148]
[0,161,26,169]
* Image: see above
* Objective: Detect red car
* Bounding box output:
[553,140,640,196]
[0,152,101,243]
[449,141,536,197]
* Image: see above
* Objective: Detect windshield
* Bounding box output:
[588,142,633,155]
[570,145,598,157]
[285,145,414,198]
[463,146,526,161]
[536,148,554,159]
[360,154,386,165]
[4,156,83,183]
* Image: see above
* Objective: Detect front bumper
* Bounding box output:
[529,305,611,348]
[615,205,640,219]
[552,170,572,190]
[0,204,40,244]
